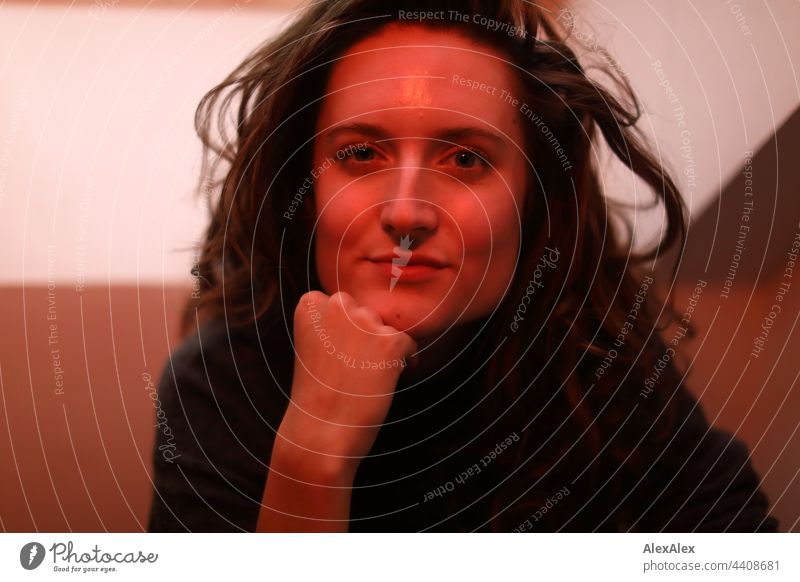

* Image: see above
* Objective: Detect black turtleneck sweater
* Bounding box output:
[147,316,779,532]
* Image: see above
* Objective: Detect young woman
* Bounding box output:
[147,0,779,532]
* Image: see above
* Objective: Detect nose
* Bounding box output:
[379,167,438,244]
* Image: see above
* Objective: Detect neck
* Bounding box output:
[398,318,486,387]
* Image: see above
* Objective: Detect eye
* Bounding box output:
[341,144,377,163]
[449,148,491,171]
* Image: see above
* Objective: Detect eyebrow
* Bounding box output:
[323,122,508,148]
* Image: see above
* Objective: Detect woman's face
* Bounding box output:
[312,24,528,339]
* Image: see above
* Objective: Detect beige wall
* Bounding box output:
[0,286,186,531]
[1,1,799,285]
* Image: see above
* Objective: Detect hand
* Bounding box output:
[276,291,417,476]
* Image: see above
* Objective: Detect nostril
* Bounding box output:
[379,199,438,241]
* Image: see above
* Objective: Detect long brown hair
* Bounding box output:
[186,0,690,531]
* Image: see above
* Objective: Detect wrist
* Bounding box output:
[272,415,361,485]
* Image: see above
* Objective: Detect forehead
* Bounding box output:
[317,24,522,130]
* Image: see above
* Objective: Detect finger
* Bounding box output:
[295,291,327,325]
[376,324,401,337]
[404,340,419,366]
[353,306,384,327]
[300,290,329,310]
[329,291,356,311]
[377,327,418,360]
[309,290,331,302]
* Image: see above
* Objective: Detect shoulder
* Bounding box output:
[622,384,779,532]
[147,315,292,532]
[157,315,291,417]
[161,317,261,387]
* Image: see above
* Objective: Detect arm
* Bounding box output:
[256,432,356,532]
[254,291,415,532]
[147,322,286,533]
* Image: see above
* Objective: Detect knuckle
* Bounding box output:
[298,290,324,309]
[355,306,380,325]
[329,292,356,315]
[400,333,417,353]
[376,324,398,336]
[331,291,353,305]
[295,291,326,323]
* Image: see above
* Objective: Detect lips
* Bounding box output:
[368,253,448,268]
[365,252,449,285]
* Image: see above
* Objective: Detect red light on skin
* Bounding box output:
[366,259,447,284]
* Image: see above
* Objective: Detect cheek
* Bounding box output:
[313,167,371,226]
[458,199,521,266]
[452,198,521,309]
[313,182,368,290]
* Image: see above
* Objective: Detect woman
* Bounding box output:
[147,0,778,532]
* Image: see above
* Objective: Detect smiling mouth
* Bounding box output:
[364,235,450,290]
[367,260,447,286]
[367,253,449,269]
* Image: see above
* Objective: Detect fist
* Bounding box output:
[281,291,418,464]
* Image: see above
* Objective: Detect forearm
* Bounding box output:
[256,427,358,532]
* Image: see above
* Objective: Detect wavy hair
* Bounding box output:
[186,0,690,531]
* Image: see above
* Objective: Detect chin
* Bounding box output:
[363,291,450,338]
